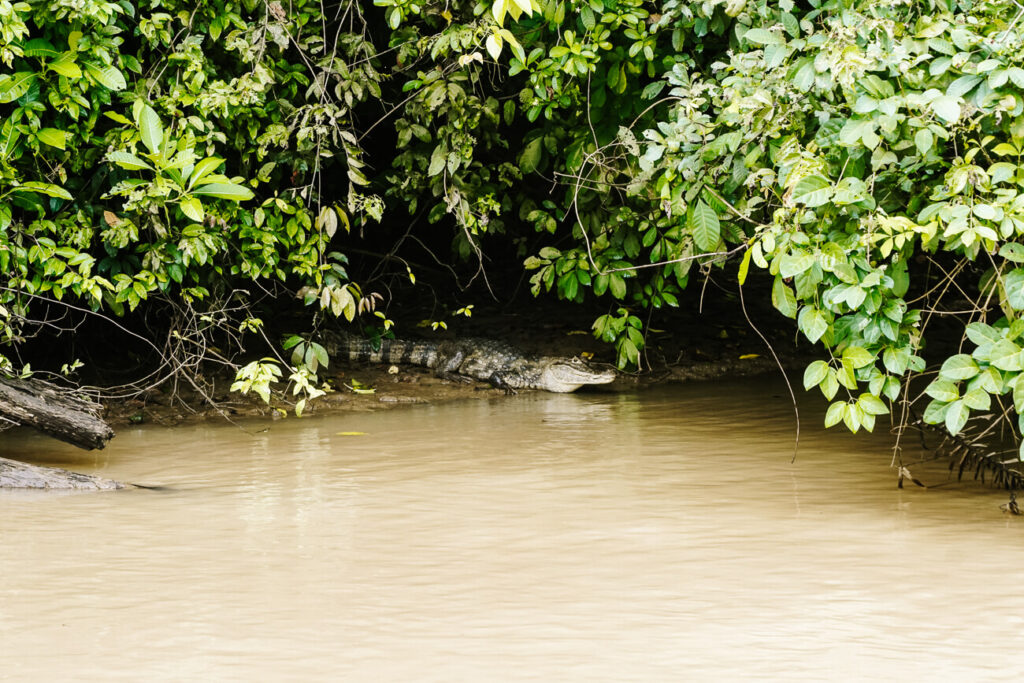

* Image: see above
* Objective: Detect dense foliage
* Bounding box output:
[4,0,1024,463]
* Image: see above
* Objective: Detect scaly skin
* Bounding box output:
[327,335,616,393]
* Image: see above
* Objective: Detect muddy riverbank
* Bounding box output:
[100,297,805,427]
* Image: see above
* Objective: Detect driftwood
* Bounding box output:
[0,456,126,490]
[0,375,114,450]
[0,376,125,489]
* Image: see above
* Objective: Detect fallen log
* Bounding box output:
[0,375,114,450]
[0,456,126,490]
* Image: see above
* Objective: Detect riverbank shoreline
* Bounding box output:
[98,298,808,428]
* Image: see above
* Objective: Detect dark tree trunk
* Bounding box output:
[0,376,114,450]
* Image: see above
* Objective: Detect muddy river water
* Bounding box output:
[2,380,1023,679]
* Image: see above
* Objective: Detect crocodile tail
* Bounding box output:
[343,338,438,367]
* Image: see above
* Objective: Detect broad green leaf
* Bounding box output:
[824,401,845,428]
[843,402,862,433]
[104,111,132,126]
[0,73,37,103]
[312,341,330,369]
[188,157,224,188]
[803,360,829,390]
[778,252,815,278]
[35,128,66,150]
[427,145,446,176]
[930,96,961,123]
[962,388,991,411]
[1000,243,1024,264]
[689,200,720,251]
[744,28,784,45]
[988,339,1024,371]
[925,379,959,403]
[944,399,969,435]
[791,175,832,208]
[772,276,797,318]
[819,371,839,400]
[939,354,979,381]
[842,345,875,369]
[180,197,204,222]
[49,53,82,79]
[883,346,910,374]
[914,128,933,155]
[858,393,889,416]
[518,136,543,174]
[84,63,126,91]
[922,399,948,424]
[798,306,828,343]
[1004,269,1024,310]
[193,183,255,201]
[107,151,153,171]
[137,105,163,155]
[965,322,1001,346]
[12,182,72,200]
[946,74,982,97]
[485,33,502,61]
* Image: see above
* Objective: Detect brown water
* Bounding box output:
[1,381,1022,680]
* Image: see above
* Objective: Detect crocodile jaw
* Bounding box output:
[541,361,617,393]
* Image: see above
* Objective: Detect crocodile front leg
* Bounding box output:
[488,372,518,395]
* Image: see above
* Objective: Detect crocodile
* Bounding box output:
[327,335,617,393]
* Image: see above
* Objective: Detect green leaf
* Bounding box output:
[791,175,832,208]
[989,339,1023,371]
[944,399,969,435]
[819,371,839,400]
[744,28,784,45]
[311,342,330,369]
[962,388,991,411]
[427,145,446,176]
[609,273,626,299]
[49,53,82,79]
[1004,269,1024,310]
[843,403,862,433]
[883,346,910,375]
[929,96,961,123]
[35,128,66,150]
[922,399,948,424]
[137,105,163,155]
[107,151,153,171]
[939,354,979,381]
[187,157,225,188]
[999,243,1024,264]
[781,12,799,38]
[12,182,72,200]
[84,62,127,91]
[22,39,58,58]
[689,200,720,251]
[842,345,874,369]
[857,393,889,416]
[803,360,829,390]
[485,33,502,61]
[180,197,204,222]
[0,72,37,103]
[518,136,543,174]
[914,128,933,155]
[824,401,846,428]
[772,276,797,318]
[797,306,828,343]
[778,252,815,278]
[925,379,959,403]
[965,322,1001,346]
[193,183,255,201]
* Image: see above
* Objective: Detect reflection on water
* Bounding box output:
[2,381,1023,680]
